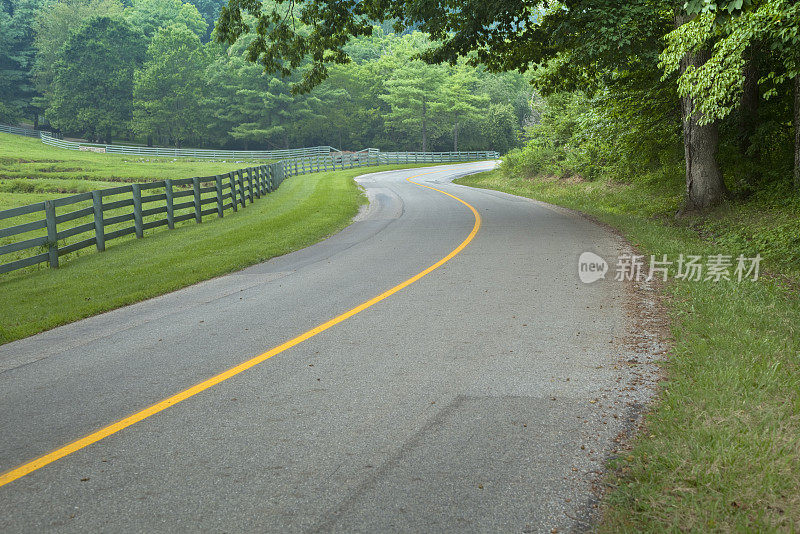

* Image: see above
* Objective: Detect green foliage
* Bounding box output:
[133,24,209,146]
[32,0,124,114]
[0,0,40,122]
[215,0,673,96]
[124,0,207,40]
[443,64,489,151]
[13,0,528,152]
[380,59,446,151]
[202,32,325,149]
[499,79,696,194]
[188,0,226,41]
[481,103,518,154]
[46,16,146,142]
[660,0,800,124]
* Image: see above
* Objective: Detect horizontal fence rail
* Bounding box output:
[0,149,498,275]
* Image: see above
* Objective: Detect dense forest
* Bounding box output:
[0,0,531,152]
[208,0,799,214]
[495,1,800,214]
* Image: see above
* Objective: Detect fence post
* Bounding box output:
[238,170,246,207]
[132,183,143,238]
[193,176,202,223]
[215,175,224,218]
[91,190,106,251]
[44,200,59,268]
[254,167,262,198]
[165,179,175,229]
[247,168,255,201]
[228,172,237,212]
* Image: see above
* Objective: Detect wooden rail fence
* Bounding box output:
[0,124,58,138]
[0,149,498,275]
[38,133,336,160]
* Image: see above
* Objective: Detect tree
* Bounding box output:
[32,0,124,117]
[215,0,731,212]
[380,60,446,151]
[204,33,323,149]
[133,24,209,147]
[660,0,800,191]
[443,64,488,151]
[124,0,206,40]
[482,103,518,154]
[0,0,40,124]
[188,0,227,41]
[46,17,146,142]
[478,71,533,130]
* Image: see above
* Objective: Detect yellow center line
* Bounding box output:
[0,169,482,489]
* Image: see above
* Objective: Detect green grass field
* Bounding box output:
[0,132,275,276]
[455,169,800,531]
[0,132,256,190]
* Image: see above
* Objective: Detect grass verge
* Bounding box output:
[455,169,800,531]
[0,163,434,345]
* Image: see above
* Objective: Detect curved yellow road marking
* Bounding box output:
[0,169,481,488]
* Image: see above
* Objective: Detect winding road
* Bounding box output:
[0,162,653,532]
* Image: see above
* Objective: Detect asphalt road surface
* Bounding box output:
[0,162,655,532]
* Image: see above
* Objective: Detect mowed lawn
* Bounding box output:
[0,133,441,344]
[0,132,255,191]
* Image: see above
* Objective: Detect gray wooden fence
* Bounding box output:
[0,149,498,275]
[38,133,336,160]
[0,124,56,138]
[0,123,335,159]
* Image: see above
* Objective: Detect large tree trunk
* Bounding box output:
[676,15,725,214]
[453,119,459,152]
[794,74,800,191]
[422,97,428,152]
